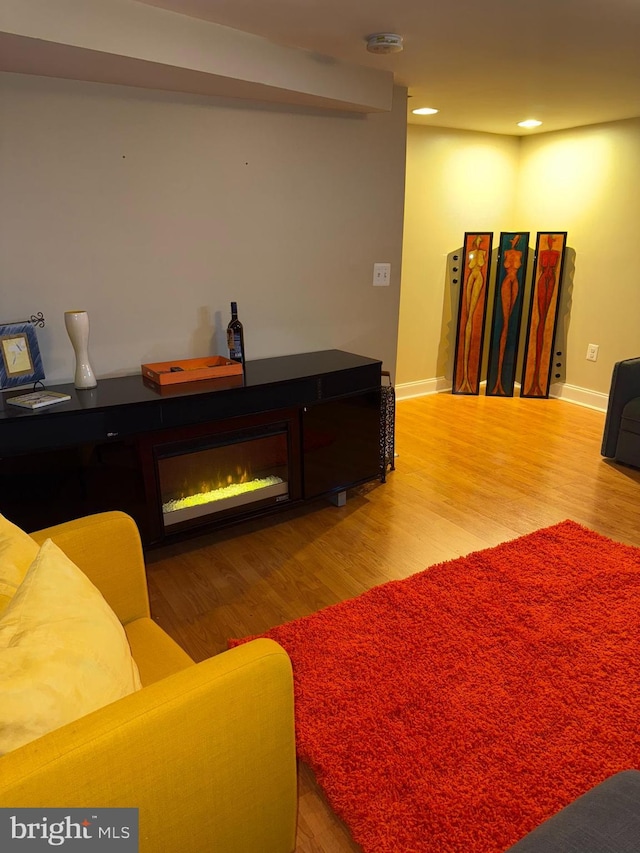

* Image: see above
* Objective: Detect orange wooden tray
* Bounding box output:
[141,356,242,386]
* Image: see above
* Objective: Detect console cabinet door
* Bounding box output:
[302,391,381,500]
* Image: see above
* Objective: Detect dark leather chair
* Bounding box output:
[601,357,640,469]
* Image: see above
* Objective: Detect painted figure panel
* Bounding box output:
[452,232,493,395]
[486,232,530,397]
[520,232,567,398]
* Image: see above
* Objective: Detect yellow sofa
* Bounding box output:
[0,511,297,853]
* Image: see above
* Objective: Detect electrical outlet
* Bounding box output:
[586,343,599,362]
[373,263,391,286]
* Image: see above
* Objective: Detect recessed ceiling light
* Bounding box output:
[412,107,439,116]
[517,119,542,128]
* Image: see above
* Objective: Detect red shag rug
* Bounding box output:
[230,521,640,853]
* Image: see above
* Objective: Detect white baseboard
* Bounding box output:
[549,382,609,412]
[396,377,450,400]
[396,377,609,412]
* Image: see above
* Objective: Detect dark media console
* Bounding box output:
[0,350,383,546]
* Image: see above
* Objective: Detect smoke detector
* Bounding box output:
[366,33,404,55]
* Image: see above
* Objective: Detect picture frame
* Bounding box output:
[520,232,568,398]
[485,232,530,397]
[452,232,493,395]
[0,322,45,390]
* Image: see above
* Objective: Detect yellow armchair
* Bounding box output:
[0,511,297,853]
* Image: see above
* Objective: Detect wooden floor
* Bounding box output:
[145,392,640,853]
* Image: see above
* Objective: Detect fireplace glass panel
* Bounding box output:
[156,427,289,528]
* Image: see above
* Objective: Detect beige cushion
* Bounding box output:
[0,538,142,755]
[0,513,39,613]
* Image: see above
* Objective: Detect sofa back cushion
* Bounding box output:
[0,538,142,755]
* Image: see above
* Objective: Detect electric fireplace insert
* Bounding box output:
[139,410,302,539]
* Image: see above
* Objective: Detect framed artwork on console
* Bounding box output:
[452,232,493,395]
[0,322,45,389]
[486,232,530,397]
[520,232,568,398]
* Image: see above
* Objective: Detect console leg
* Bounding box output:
[329,490,347,507]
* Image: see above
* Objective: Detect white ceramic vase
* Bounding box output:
[64,310,97,389]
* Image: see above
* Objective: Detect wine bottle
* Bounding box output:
[226,301,245,366]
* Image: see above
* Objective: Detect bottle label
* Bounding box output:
[227,329,243,360]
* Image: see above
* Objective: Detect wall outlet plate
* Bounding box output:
[373,263,391,286]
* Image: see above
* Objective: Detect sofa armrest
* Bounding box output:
[0,638,297,853]
[29,511,150,625]
[601,357,640,457]
[506,770,640,851]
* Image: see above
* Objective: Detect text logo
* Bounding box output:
[0,809,138,850]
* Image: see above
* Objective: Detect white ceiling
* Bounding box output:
[136,0,640,136]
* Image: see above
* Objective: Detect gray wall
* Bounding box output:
[0,72,406,384]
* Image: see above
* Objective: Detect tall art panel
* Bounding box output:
[486,232,530,397]
[452,232,493,395]
[520,232,567,398]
